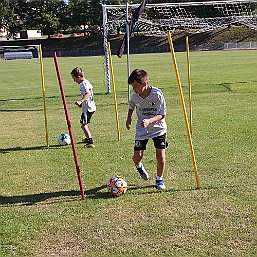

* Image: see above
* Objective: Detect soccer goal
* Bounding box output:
[0,44,49,147]
[102,0,257,91]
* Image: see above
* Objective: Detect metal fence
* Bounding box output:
[41,41,257,58]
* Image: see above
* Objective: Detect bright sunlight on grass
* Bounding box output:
[0,50,256,256]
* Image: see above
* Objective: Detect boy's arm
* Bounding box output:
[126,109,134,130]
[141,114,165,128]
[75,91,91,107]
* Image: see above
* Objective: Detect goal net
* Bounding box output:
[104,0,257,35]
[102,0,257,91]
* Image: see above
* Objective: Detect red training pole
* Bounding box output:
[53,53,85,199]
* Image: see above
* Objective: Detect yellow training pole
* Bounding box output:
[167,32,200,189]
[107,42,121,142]
[186,36,193,135]
[39,44,49,148]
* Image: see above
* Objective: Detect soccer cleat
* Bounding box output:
[84,143,95,148]
[156,179,166,190]
[136,163,149,180]
[83,138,95,148]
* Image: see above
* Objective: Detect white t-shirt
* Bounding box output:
[80,79,96,113]
[129,86,167,140]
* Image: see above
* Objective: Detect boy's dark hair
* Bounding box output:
[71,67,84,77]
[128,69,148,84]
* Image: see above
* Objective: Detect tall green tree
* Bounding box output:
[0,0,22,38]
[22,0,62,38]
[88,0,103,27]
[69,0,91,36]
[56,0,72,31]
[0,0,9,27]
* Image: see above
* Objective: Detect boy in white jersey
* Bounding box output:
[126,69,167,190]
[71,67,96,148]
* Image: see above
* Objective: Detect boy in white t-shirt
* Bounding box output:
[126,69,167,190]
[71,67,96,148]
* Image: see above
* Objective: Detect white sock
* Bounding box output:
[136,162,142,168]
[156,176,163,180]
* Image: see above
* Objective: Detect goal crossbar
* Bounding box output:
[103,0,257,9]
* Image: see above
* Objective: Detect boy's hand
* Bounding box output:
[126,119,132,130]
[75,100,82,108]
[141,119,150,128]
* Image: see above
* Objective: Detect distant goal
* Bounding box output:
[102,0,257,92]
[103,0,257,36]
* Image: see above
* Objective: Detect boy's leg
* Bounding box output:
[82,124,94,147]
[132,150,144,166]
[156,148,166,177]
[133,147,149,181]
[81,123,92,139]
[81,111,95,147]
[153,134,167,190]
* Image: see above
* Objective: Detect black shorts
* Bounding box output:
[134,133,167,151]
[80,111,94,125]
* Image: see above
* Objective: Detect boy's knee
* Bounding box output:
[156,150,165,159]
[132,155,138,163]
[132,152,143,163]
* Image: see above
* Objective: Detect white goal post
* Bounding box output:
[102,0,257,92]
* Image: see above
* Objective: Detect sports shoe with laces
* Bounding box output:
[136,163,149,180]
[84,143,95,148]
[156,179,166,190]
[83,138,95,148]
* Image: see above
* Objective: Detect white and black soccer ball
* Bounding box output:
[107,175,128,197]
[58,133,71,145]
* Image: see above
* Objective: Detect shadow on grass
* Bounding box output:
[1,183,252,206]
[0,190,82,206]
[0,92,108,103]
[0,144,70,154]
[0,109,44,112]
[0,185,110,206]
[0,185,167,206]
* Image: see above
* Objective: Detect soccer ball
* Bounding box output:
[58,133,71,145]
[107,175,128,197]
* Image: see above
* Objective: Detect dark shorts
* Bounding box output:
[80,111,94,125]
[134,133,167,151]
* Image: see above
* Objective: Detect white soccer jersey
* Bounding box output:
[80,79,96,113]
[129,86,167,140]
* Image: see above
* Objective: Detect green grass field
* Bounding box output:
[0,50,256,256]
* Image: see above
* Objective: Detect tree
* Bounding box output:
[88,0,103,27]
[0,0,22,39]
[22,0,61,38]
[69,0,91,36]
[0,0,9,28]
[56,1,72,31]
